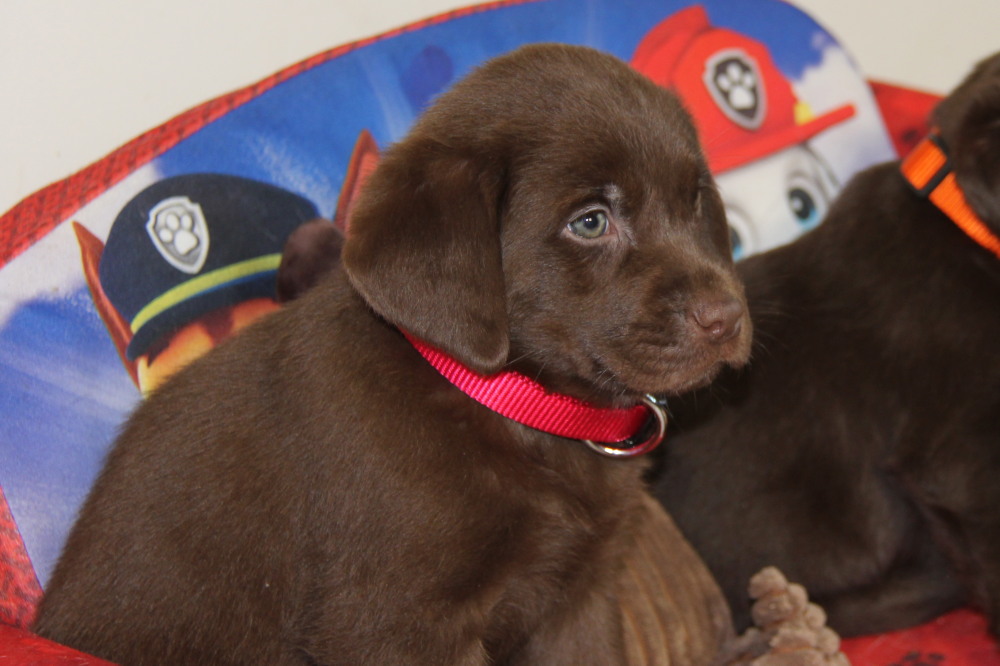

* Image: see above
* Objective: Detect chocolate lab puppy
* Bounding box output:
[34,44,751,665]
[653,52,1000,637]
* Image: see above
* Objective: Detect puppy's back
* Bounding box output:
[33,275,374,663]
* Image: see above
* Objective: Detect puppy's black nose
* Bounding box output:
[690,298,745,344]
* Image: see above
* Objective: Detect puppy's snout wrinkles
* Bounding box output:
[690,298,745,344]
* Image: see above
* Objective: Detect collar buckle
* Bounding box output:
[902,133,951,198]
[583,395,668,458]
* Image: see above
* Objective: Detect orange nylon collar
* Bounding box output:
[900,133,1000,260]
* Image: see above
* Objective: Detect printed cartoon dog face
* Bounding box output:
[718,145,839,259]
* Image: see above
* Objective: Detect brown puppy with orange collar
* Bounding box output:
[654,52,1000,637]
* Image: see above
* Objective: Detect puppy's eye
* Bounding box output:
[567,210,610,239]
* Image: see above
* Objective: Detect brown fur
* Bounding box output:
[276,219,344,303]
[652,52,1000,637]
[33,44,750,664]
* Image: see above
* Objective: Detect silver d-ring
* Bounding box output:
[583,394,667,458]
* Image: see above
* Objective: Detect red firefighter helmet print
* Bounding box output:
[631,4,855,174]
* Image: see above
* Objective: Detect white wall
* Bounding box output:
[2,0,996,217]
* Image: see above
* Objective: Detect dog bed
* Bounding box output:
[0,0,994,663]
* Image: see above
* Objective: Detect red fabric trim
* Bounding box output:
[0,0,542,271]
[0,486,42,629]
[840,608,1000,666]
[404,331,649,443]
[0,623,117,664]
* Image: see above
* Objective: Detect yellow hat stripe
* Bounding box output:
[130,253,282,334]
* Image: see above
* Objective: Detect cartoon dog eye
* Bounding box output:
[786,176,829,231]
[729,227,745,260]
[724,206,755,261]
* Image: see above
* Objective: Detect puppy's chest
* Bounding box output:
[480,445,643,573]
[474,454,643,654]
[479,427,646,540]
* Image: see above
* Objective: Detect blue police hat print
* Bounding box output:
[99,173,319,360]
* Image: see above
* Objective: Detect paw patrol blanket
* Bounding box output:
[0,0,993,663]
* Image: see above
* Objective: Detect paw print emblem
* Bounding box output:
[146,196,210,274]
[704,49,766,130]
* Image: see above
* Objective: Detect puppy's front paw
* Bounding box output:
[718,567,850,666]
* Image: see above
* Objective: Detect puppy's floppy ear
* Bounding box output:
[342,137,509,374]
[934,53,1000,230]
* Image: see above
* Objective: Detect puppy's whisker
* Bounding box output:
[505,349,543,367]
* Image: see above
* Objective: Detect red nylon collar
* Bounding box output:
[901,132,1000,261]
[402,331,665,457]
